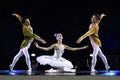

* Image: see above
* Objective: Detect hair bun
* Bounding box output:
[54,33,57,37]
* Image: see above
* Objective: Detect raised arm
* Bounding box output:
[12,13,22,23]
[34,42,54,51]
[64,45,88,51]
[97,13,106,24]
[76,25,95,44]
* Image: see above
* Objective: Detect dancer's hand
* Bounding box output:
[101,13,106,17]
[12,13,18,17]
[76,38,82,44]
[34,42,39,48]
[40,39,47,44]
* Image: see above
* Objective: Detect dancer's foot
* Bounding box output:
[45,68,58,72]
[64,68,76,72]
[26,69,32,75]
[91,69,97,73]
[27,69,32,73]
[9,65,13,72]
[106,66,110,72]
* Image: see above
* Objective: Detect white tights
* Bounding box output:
[91,45,110,71]
[10,43,31,70]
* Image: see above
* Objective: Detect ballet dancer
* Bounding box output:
[76,13,110,73]
[35,33,88,72]
[9,13,46,72]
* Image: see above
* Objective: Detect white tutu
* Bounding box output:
[36,55,73,69]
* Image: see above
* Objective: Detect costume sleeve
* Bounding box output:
[16,14,22,23]
[25,30,40,40]
[80,26,95,40]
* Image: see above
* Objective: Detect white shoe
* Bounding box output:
[70,69,76,72]
[26,69,32,75]
[45,68,57,72]
[91,70,97,73]
[106,66,110,72]
[27,69,32,72]
[9,65,13,72]
[64,68,76,72]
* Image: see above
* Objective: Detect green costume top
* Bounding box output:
[80,15,104,47]
[16,15,40,48]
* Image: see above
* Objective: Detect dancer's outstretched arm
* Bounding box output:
[76,25,95,44]
[25,31,46,44]
[98,13,106,24]
[64,45,88,51]
[12,13,22,23]
[34,42,54,51]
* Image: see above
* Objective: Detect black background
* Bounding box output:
[0,0,120,70]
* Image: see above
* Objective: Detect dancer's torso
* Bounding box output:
[20,25,34,48]
[89,23,102,47]
[53,44,65,59]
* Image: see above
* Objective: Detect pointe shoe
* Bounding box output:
[45,68,57,72]
[64,68,76,72]
[70,69,76,72]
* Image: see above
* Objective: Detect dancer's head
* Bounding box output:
[22,16,30,25]
[91,13,100,23]
[54,33,63,41]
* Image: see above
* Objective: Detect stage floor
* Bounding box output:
[0,70,120,76]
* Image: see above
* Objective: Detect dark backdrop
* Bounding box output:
[0,0,120,70]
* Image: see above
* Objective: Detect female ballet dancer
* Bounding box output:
[9,13,46,72]
[34,33,88,72]
[76,13,110,73]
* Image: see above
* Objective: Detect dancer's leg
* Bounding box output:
[91,46,99,72]
[98,48,110,70]
[22,47,31,71]
[10,49,23,71]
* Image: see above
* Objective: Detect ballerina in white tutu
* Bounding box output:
[34,33,88,72]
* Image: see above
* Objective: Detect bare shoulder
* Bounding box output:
[52,43,57,47]
[63,44,69,48]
